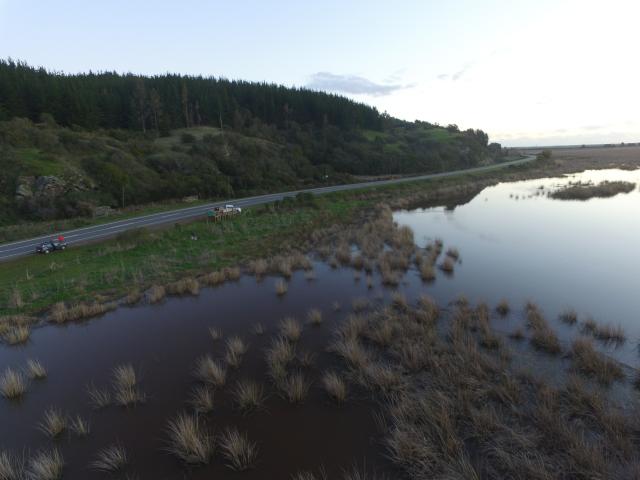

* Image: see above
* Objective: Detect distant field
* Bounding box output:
[549,145,640,170]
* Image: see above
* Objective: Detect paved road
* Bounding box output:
[0,156,534,262]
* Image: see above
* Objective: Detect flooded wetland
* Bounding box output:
[2,166,640,479]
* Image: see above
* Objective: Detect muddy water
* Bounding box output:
[0,264,399,479]
[394,168,640,367]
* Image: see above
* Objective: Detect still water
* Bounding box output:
[394,169,640,366]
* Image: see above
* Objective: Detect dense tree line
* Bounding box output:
[0,59,382,133]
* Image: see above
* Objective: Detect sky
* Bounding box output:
[1,0,639,146]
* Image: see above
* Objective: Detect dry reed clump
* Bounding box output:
[439,257,455,273]
[0,450,22,480]
[233,380,266,413]
[362,363,404,393]
[208,326,223,341]
[194,355,227,387]
[69,415,90,437]
[90,445,127,472]
[225,337,249,368]
[351,297,370,313]
[391,292,408,311]
[112,364,145,407]
[189,386,214,414]
[219,427,258,471]
[275,279,288,296]
[0,367,27,399]
[147,285,166,303]
[223,267,241,281]
[166,277,200,296]
[570,337,624,385]
[3,325,30,345]
[201,270,226,286]
[419,262,435,282]
[49,301,115,324]
[322,372,347,403]
[26,359,47,379]
[165,413,214,465]
[581,318,626,345]
[248,259,268,278]
[38,408,67,438]
[495,299,510,316]
[331,337,371,370]
[280,317,302,342]
[26,449,64,480]
[86,383,111,409]
[124,289,142,305]
[278,372,311,403]
[526,303,562,354]
[265,337,296,381]
[446,247,460,260]
[307,309,322,326]
[559,308,578,325]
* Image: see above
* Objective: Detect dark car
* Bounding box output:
[36,239,68,254]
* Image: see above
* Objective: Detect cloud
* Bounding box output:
[437,63,472,82]
[306,72,411,97]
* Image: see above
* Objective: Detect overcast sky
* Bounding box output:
[1,0,638,146]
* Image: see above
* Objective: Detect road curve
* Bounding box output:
[0,156,534,262]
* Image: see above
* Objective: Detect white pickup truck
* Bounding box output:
[214,204,242,214]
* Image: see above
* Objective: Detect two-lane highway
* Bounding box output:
[0,156,534,262]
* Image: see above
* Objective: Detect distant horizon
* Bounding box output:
[2,0,639,147]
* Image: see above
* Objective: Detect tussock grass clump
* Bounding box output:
[526,304,562,354]
[233,380,266,413]
[332,337,371,370]
[391,292,408,311]
[202,270,226,286]
[26,359,47,379]
[219,428,258,471]
[307,309,323,326]
[363,363,404,393]
[166,277,199,296]
[559,308,578,325]
[419,262,435,281]
[446,247,460,259]
[0,450,22,480]
[225,336,249,368]
[280,317,302,342]
[0,368,26,399]
[275,279,288,296]
[496,299,510,316]
[570,337,624,385]
[322,372,347,403]
[124,289,142,305]
[581,318,625,345]
[112,364,145,406]
[3,325,30,345]
[223,267,241,281]
[351,297,370,313]
[90,444,127,472]
[147,285,166,304]
[189,386,214,414]
[248,259,268,278]
[166,413,213,465]
[69,415,90,437]
[266,337,296,381]
[195,355,227,387]
[86,384,111,409]
[38,408,67,438]
[439,257,455,273]
[279,372,311,403]
[26,449,64,480]
[251,323,265,335]
[208,326,223,341]
[49,301,115,324]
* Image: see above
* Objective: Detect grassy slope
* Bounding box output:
[0,162,539,317]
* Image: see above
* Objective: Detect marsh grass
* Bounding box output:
[208,326,223,341]
[496,299,510,316]
[570,337,624,385]
[0,367,26,399]
[26,449,63,480]
[49,301,115,324]
[0,450,22,480]
[219,428,258,471]
[581,319,625,345]
[266,337,296,381]
[419,262,435,281]
[26,359,46,379]
[280,317,302,342]
[298,351,316,368]
[439,257,455,273]
[275,279,288,296]
[90,444,127,472]
[69,415,90,437]
[166,277,199,296]
[322,371,347,403]
[251,323,265,335]
[351,297,370,313]
[112,364,145,407]
[559,309,578,325]
[307,309,322,326]
[86,383,111,409]
[225,336,249,368]
[279,372,311,403]
[189,386,215,414]
[446,247,460,259]
[147,285,166,304]
[38,408,67,438]
[166,413,213,465]
[233,380,266,413]
[248,259,268,278]
[195,355,227,387]
[3,325,30,345]
[526,304,562,354]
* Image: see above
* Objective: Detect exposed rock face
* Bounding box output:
[34,175,67,198]
[94,205,115,217]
